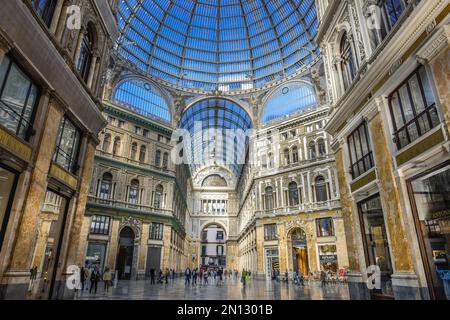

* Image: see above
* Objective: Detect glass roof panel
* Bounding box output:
[116,0,319,91]
[180,98,252,177]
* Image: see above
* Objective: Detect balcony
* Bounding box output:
[255,200,341,216]
[87,195,172,216]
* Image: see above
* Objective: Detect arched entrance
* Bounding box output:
[116,227,135,280]
[289,228,309,275]
[200,224,227,269]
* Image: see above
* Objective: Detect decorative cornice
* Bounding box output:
[416,23,450,62]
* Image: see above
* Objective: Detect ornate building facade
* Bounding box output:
[0,0,117,299]
[317,0,450,300]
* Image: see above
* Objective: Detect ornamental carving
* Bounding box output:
[120,216,142,241]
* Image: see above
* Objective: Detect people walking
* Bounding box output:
[164,268,170,284]
[184,267,191,285]
[193,268,198,285]
[150,268,155,285]
[89,267,100,294]
[204,269,209,285]
[80,267,86,291]
[241,269,247,288]
[103,267,112,293]
[320,270,327,287]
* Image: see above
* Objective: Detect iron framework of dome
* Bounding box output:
[116,0,319,92]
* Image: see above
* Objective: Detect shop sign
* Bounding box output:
[319,255,337,263]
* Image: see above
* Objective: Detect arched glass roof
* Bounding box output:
[179,98,253,177]
[261,82,317,124]
[116,0,319,92]
[113,78,171,122]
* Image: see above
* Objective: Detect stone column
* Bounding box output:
[8,99,63,272]
[255,225,264,277]
[161,225,172,269]
[367,111,420,299]
[65,137,97,268]
[138,223,149,279]
[106,219,120,272]
[277,223,287,276]
[86,53,99,89]
[49,0,64,35]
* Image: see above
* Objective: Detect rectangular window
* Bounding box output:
[264,224,278,241]
[143,129,149,137]
[90,215,111,235]
[216,231,224,240]
[389,66,439,150]
[0,56,39,140]
[149,222,164,240]
[118,120,125,128]
[53,117,81,173]
[31,0,57,27]
[348,122,374,179]
[316,218,335,237]
[358,195,394,298]
[85,242,107,271]
[135,126,142,135]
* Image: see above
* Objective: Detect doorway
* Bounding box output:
[290,228,309,275]
[145,246,162,278]
[116,227,135,280]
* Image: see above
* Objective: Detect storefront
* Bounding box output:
[85,242,107,272]
[358,194,394,299]
[318,245,338,272]
[265,248,279,279]
[0,164,18,253]
[408,162,450,300]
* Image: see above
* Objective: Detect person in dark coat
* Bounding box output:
[184,268,191,285]
[150,269,155,285]
[89,268,100,294]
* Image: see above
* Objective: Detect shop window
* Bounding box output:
[0,56,39,140]
[53,116,81,173]
[90,215,111,235]
[264,224,278,241]
[288,182,299,206]
[340,32,356,91]
[409,164,450,299]
[149,222,163,240]
[76,26,94,82]
[358,195,394,298]
[264,186,274,211]
[318,245,338,272]
[316,218,334,237]
[154,184,163,209]
[315,176,329,202]
[85,242,106,272]
[389,66,439,150]
[348,122,374,179]
[99,172,113,200]
[31,0,57,27]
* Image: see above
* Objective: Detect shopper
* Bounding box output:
[103,267,112,293]
[184,267,191,285]
[241,269,247,288]
[150,268,155,285]
[89,267,100,294]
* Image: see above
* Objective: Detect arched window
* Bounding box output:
[155,150,161,167]
[265,186,274,211]
[288,182,299,206]
[262,83,318,124]
[99,173,113,200]
[32,0,57,27]
[162,152,169,170]
[309,141,316,160]
[340,32,356,91]
[77,26,94,82]
[128,179,139,204]
[284,148,290,166]
[154,184,163,209]
[139,145,146,163]
[113,137,121,155]
[292,146,299,163]
[102,134,111,153]
[315,176,329,202]
[130,142,137,160]
[113,79,171,123]
[318,139,326,157]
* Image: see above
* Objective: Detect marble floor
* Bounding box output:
[74,277,351,300]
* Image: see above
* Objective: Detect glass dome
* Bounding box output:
[117,0,319,92]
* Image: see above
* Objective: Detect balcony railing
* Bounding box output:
[255,200,341,216]
[87,195,172,216]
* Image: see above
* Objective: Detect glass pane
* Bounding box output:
[419,67,436,107]
[399,85,414,123]
[0,167,16,234]
[0,56,10,88]
[410,165,450,300]
[409,74,426,114]
[1,64,30,109]
[359,196,394,297]
[390,92,405,129]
